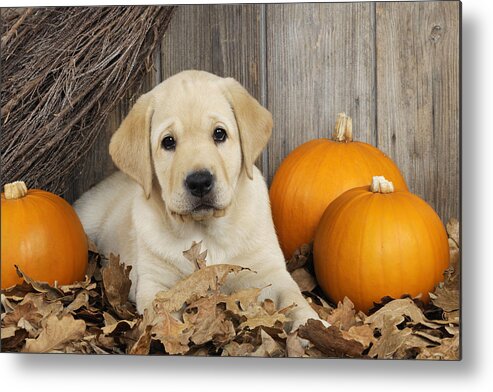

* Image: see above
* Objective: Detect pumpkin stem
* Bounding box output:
[370,176,394,194]
[332,112,353,142]
[4,181,28,199]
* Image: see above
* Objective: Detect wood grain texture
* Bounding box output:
[375,1,460,223]
[265,2,376,183]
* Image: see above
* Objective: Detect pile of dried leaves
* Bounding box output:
[1,220,460,359]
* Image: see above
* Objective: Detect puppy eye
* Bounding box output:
[161,136,176,150]
[213,127,227,143]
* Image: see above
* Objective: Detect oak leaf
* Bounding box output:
[153,264,249,314]
[291,268,317,292]
[416,335,460,360]
[22,314,85,353]
[183,295,235,345]
[365,298,441,330]
[150,310,193,355]
[249,329,284,357]
[327,297,357,331]
[368,315,414,359]
[101,254,135,319]
[182,241,208,270]
[14,266,65,301]
[286,243,311,272]
[101,312,137,335]
[221,341,255,357]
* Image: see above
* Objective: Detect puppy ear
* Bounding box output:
[222,78,273,179]
[109,93,154,198]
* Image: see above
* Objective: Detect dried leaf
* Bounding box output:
[129,324,153,355]
[220,287,263,315]
[238,303,293,330]
[17,318,39,338]
[365,298,439,330]
[1,281,38,301]
[249,329,284,357]
[327,297,357,330]
[23,314,85,353]
[151,311,192,355]
[368,315,414,359]
[2,301,42,327]
[1,293,16,312]
[62,290,90,315]
[341,324,376,349]
[291,268,317,292]
[1,328,28,351]
[101,312,137,335]
[153,264,249,314]
[305,295,332,321]
[416,335,460,360]
[182,241,208,270]
[183,295,235,345]
[413,329,443,344]
[430,284,459,314]
[221,341,255,357]
[286,243,311,272]
[101,254,135,319]
[393,334,433,359]
[286,331,306,357]
[19,293,64,322]
[14,266,65,300]
[59,276,95,294]
[1,326,18,340]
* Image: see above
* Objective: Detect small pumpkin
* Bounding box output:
[313,176,450,312]
[1,181,88,288]
[269,113,408,259]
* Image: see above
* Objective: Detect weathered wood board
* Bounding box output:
[265,2,376,183]
[375,1,460,223]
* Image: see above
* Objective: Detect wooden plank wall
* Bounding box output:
[65,1,460,223]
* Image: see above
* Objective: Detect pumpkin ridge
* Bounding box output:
[354,191,379,311]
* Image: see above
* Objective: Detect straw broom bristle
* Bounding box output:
[1,6,176,195]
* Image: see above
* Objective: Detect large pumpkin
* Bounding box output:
[269,113,408,259]
[1,181,88,288]
[313,176,450,312]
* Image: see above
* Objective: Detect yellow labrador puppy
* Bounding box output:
[74,70,321,331]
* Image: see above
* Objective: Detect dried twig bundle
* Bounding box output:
[1,6,175,195]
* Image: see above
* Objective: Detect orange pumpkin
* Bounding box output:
[269,113,408,259]
[313,176,450,312]
[1,181,88,288]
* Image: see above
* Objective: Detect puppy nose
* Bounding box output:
[185,170,214,197]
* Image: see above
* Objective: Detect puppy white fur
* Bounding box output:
[74,70,320,331]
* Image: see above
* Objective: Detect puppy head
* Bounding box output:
[109,70,272,221]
